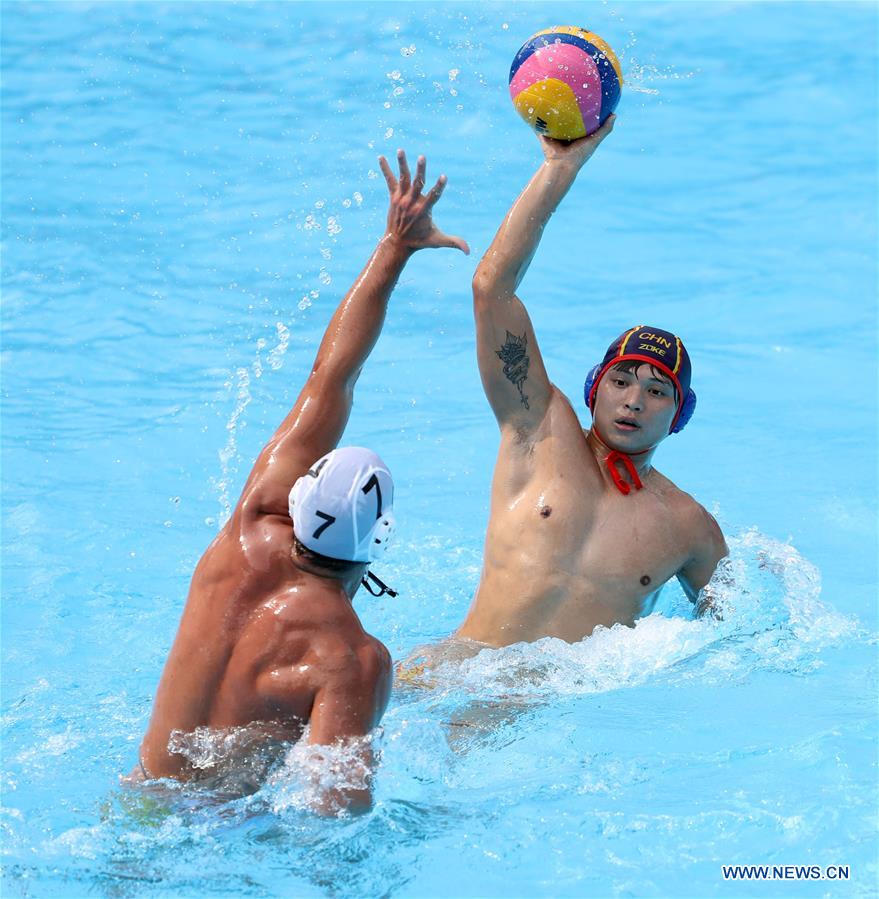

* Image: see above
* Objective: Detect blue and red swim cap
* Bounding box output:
[584,326,696,434]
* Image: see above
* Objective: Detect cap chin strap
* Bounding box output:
[590,425,649,496]
[361,571,398,598]
[604,450,644,495]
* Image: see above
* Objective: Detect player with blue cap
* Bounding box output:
[448,115,728,653]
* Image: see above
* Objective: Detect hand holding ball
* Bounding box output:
[509,26,623,140]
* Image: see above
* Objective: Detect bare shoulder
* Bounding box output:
[684,498,726,553]
[311,629,391,685]
[356,634,392,683]
[650,474,726,552]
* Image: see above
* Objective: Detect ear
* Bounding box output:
[671,388,697,434]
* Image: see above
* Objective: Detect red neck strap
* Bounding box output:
[588,427,650,495]
[604,450,644,495]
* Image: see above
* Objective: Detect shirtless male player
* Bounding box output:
[456,116,727,647]
[138,151,468,811]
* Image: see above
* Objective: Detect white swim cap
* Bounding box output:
[288,447,395,563]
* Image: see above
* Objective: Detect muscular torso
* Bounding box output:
[457,390,709,646]
[139,512,388,779]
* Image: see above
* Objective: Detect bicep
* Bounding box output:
[473,285,552,432]
[238,372,353,518]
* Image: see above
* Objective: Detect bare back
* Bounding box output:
[140,511,390,779]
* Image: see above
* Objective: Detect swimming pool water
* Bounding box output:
[2,3,877,897]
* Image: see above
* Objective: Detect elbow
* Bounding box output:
[471,266,492,303]
[473,257,506,299]
[473,259,517,306]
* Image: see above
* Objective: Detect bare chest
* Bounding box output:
[485,444,692,607]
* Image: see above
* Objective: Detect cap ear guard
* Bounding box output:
[583,364,602,410]
[367,512,396,562]
[671,388,696,434]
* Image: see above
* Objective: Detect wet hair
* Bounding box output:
[292,535,361,574]
[610,360,679,402]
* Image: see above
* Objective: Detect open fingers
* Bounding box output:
[378,155,397,193]
[424,173,447,208]
[397,149,411,193]
[412,155,426,195]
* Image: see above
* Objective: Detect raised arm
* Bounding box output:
[473,117,615,432]
[241,151,468,518]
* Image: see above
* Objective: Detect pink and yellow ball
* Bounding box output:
[509,26,623,141]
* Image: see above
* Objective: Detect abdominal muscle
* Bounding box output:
[457,546,648,646]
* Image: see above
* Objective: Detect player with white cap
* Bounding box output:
[288,446,397,596]
[138,150,469,813]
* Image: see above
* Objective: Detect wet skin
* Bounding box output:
[139,151,469,811]
[456,119,727,647]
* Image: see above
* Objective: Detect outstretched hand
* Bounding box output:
[539,113,616,169]
[378,150,470,255]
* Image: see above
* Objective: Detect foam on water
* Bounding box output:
[100,530,864,826]
[398,530,860,702]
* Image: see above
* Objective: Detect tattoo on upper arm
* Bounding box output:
[496,331,530,410]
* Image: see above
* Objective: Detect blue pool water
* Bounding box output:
[2,2,877,897]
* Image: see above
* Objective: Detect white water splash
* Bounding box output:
[265,728,377,815]
[410,531,858,699]
[214,366,251,525]
[266,321,290,371]
[212,320,292,522]
[623,59,699,96]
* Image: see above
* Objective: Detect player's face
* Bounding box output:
[592,363,677,452]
